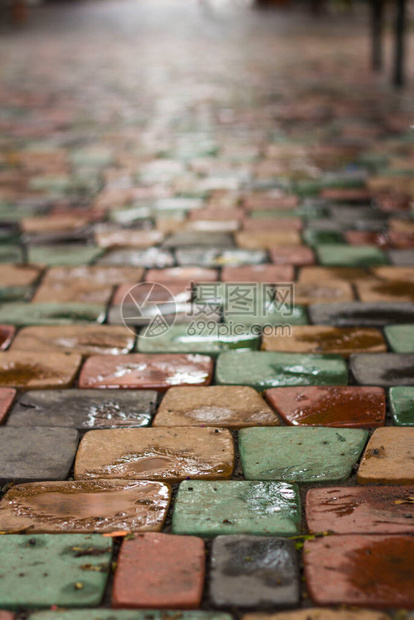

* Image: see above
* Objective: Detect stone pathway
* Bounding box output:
[1,0,414,616]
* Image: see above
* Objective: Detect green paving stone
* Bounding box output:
[239,427,368,483]
[0,534,113,609]
[389,386,414,426]
[0,286,31,301]
[27,246,104,267]
[294,179,322,196]
[29,175,72,194]
[385,324,414,353]
[316,244,387,267]
[31,612,231,620]
[172,480,301,537]
[0,246,23,263]
[223,305,308,327]
[0,303,106,326]
[302,229,344,247]
[215,351,347,391]
[137,324,259,355]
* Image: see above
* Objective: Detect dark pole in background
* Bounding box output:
[393,0,407,87]
[371,0,384,71]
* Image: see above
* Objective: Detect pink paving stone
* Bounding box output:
[265,386,385,428]
[78,353,213,390]
[0,612,14,620]
[269,246,315,266]
[112,281,192,305]
[388,230,414,249]
[306,486,414,535]
[145,267,218,285]
[0,326,15,351]
[0,388,16,425]
[243,218,303,232]
[344,231,389,248]
[221,265,294,283]
[112,532,205,609]
[304,534,414,609]
[374,191,411,212]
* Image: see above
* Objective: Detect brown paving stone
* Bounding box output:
[79,354,213,390]
[356,280,414,303]
[221,265,294,283]
[0,351,82,389]
[21,215,88,233]
[304,534,414,608]
[389,218,414,233]
[112,282,191,306]
[31,280,113,304]
[294,281,354,305]
[112,532,205,609]
[153,385,279,428]
[145,267,218,284]
[235,231,301,250]
[299,267,373,285]
[389,231,414,249]
[0,388,15,424]
[345,231,389,248]
[0,264,42,288]
[306,486,414,535]
[0,326,15,351]
[95,228,164,248]
[265,386,385,428]
[74,427,234,481]
[11,325,134,356]
[44,265,144,286]
[357,427,414,484]
[371,266,414,282]
[269,246,315,266]
[262,326,386,357]
[243,609,390,620]
[0,480,171,533]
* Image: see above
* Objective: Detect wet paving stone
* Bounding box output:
[0,303,106,326]
[0,534,112,609]
[79,353,213,390]
[215,351,347,391]
[239,427,368,483]
[30,612,231,620]
[0,387,16,424]
[31,280,113,305]
[209,535,299,608]
[0,351,82,389]
[112,533,205,609]
[262,326,386,356]
[137,324,259,356]
[309,302,414,327]
[384,324,414,352]
[389,386,414,426]
[357,427,414,484]
[27,245,103,266]
[172,481,300,537]
[357,280,414,303]
[0,427,78,484]
[6,389,156,430]
[265,386,385,428]
[0,326,15,351]
[11,326,134,356]
[74,427,234,482]
[306,485,414,535]
[0,480,170,533]
[351,353,414,386]
[304,534,414,608]
[153,385,278,428]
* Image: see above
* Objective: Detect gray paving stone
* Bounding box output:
[0,427,79,484]
[6,390,156,430]
[176,248,267,268]
[388,249,414,266]
[351,353,414,387]
[209,535,299,608]
[98,248,174,268]
[309,302,414,327]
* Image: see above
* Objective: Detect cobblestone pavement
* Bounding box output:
[1,0,414,617]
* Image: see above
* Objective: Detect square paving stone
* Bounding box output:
[210,535,299,608]
[30,613,231,620]
[306,485,414,535]
[0,427,78,484]
[262,326,386,357]
[79,354,213,390]
[265,386,385,428]
[0,326,15,351]
[389,386,414,425]
[351,353,414,386]
[153,385,278,428]
[242,610,391,620]
[98,248,174,269]
[304,534,414,608]
[357,427,414,484]
[316,244,387,267]
[215,351,347,391]
[0,388,15,424]
[6,389,156,430]
[172,481,300,537]
[221,264,294,283]
[0,534,112,609]
[239,427,368,483]
[112,533,205,609]
[0,351,82,389]
[137,324,259,356]
[27,245,103,266]
[0,303,106,326]
[385,324,414,352]
[269,246,315,266]
[11,326,134,356]
[0,480,170,533]
[309,302,414,327]
[74,427,234,482]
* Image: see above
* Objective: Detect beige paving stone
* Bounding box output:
[31,280,113,304]
[357,280,414,303]
[294,281,354,305]
[242,610,390,620]
[235,231,301,250]
[371,266,414,282]
[11,325,134,356]
[21,216,88,233]
[153,385,279,428]
[74,427,234,482]
[44,265,144,286]
[298,267,373,285]
[145,267,218,284]
[357,427,414,484]
[0,264,43,288]
[0,480,171,533]
[95,228,164,248]
[0,351,82,389]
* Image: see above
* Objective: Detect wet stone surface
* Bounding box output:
[389,386,414,425]
[0,351,82,389]
[350,353,414,386]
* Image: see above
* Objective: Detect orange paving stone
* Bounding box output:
[357,427,414,484]
[0,351,82,389]
[112,533,205,609]
[0,264,43,288]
